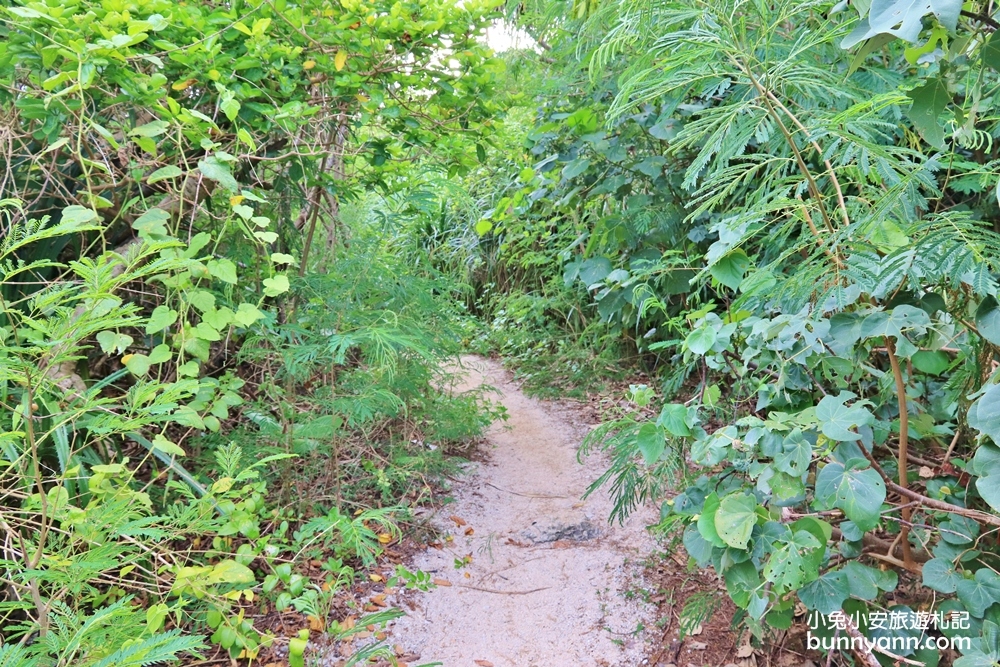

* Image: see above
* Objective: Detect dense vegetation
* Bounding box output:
[6,0,1000,664]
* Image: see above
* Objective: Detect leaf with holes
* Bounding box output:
[775,430,812,476]
[763,530,822,592]
[815,462,885,531]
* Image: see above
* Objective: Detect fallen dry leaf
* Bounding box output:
[450,515,467,527]
[464,527,475,536]
[369,573,383,582]
[474,661,495,667]
[307,614,324,631]
[370,594,387,607]
[688,623,703,636]
[736,642,754,658]
[432,578,452,587]
[378,533,393,544]
[919,466,935,478]
[689,641,707,650]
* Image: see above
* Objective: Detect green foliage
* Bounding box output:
[465,0,1000,661]
[0,0,505,660]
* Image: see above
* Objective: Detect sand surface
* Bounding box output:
[387,355,656,667]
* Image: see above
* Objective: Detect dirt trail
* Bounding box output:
[388,355,656,667]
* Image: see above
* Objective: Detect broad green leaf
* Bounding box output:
[911,350,950,375]
[768,471,805,503]
[148,344,171,364]
[829,313,863,349]
[147,165,184,184]
[969,385,1000,445]
[221,97,240,121]
[123,353,151,376]
[976,296,1000,346]
[152,434,185,457]
[763,529,821,591]
[207,258,238,284]
[129,120,169,138]
[724,561,761,609]
[972,443,1000,478]
[234,303,265,327]
[957,569,1000,617]
[263,274,290,297]
[146,305,178,333]
[906,77,951,148]
[96,331,132,354]
[710,249,749,290]
[683,524,715,567]
[198,156,239,191]
[844,0,961,48]
[816,392,874,441]
[984,31,1000,71]
[923,558,962,594]
[562,158,590,179]
[714,493,757,549]
[798,570,850,613]
[697,492,726,548]
[207,559,255,585]
[188,290,216,312]
[636,423,665,465]
[685,325,717,355]
[843,561,897,600]
[691,426,735,466]
[859,305,930,340]
[203,307,235,330]
[132,208,170,238]
[578,257,612,285]
[193,322,221,341]
[815,461,885,531]
[976,476,1000,514]
[656,404,691,437]
[775,430,812,476]
[940,514,980,545]
[61,205,98,227]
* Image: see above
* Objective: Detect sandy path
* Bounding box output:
[387,356,655,667]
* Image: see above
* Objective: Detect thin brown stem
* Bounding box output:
[885,338,915,569]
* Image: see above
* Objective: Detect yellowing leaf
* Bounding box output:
[369,573,383,582]
[171,78,197,91]
[303,59,316,70]
[335,50,348,71]
[230,195,244,206]
[377,533,392,544]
